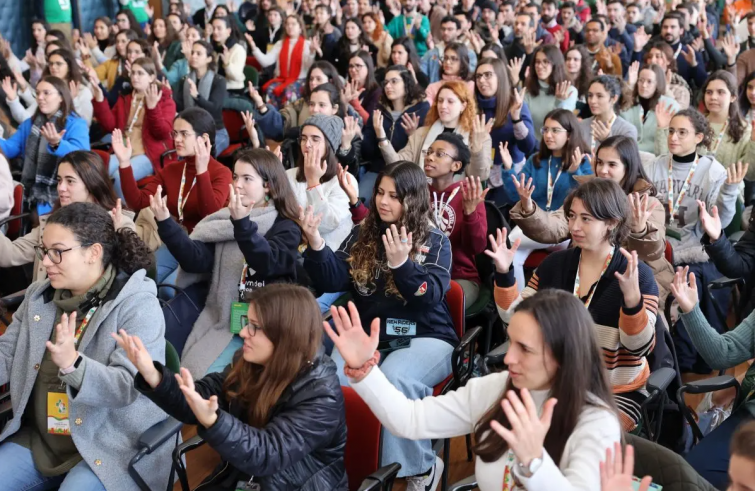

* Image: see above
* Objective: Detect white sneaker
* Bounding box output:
[405,456,444,491]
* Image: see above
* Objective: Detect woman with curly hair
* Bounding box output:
[302,161,456,488]
[376,80,492,181]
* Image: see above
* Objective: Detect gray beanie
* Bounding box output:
[301,114,344,153]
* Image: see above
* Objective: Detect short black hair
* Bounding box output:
[434,133,471,173]
[524,3,541,13]
[542,0,558,8]
[516,12,535,27]
[502,1,516,9]
[560,1,576,9]
[661,12,683,27]
[606,0,624,6]
[176,107,217,149]
[626,2,640,9]
[586,18,606,31]
[440,15,461,29]
[315,3,332,15]
[480,0,499,13]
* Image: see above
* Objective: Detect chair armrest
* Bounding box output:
[729,231,745,244]
[680,375,740,394]
[708,277,745,290]
[90,142,112,151]
[174,434,207,491]
[0,212,30,229]
[647,367,676,393]
[0,289,27,310]
[452,326,483,389]
[137,417,183,452]
[448,475,479,491]
[484,340,510,371]
[357,463,402,491]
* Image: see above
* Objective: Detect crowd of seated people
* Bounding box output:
[3,0,755,490]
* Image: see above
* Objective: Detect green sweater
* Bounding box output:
[44,0,72,23]
[524,80,578,137]
[680,304,755,416]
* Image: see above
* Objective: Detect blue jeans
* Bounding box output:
[109,154,154,201]
[155,243,179,300]
[0,442,106,491]
[207,335,244,373]
[686,408,754,489]
[358,168,379,205]
[215,128,230,157]
[317,291,346,314]
[331,337,453,477]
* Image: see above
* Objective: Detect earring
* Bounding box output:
[264,195,270,202]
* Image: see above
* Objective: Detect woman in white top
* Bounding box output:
[3,48,94,126]
[209,15,247,94]
[80,17,117,67]
[248,14,316,109]
[325,289,621,491]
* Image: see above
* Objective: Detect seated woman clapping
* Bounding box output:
[325,290,621,491]
[492,178,659,432]
[120,283,349,491]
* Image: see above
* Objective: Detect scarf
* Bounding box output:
[262,36,305,98]
[176,206,280,376]
[52,264,116,332]
[22,110,63,207]
[183,70,215,110]
[420,120,470,160]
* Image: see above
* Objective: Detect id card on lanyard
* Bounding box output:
[231,264,252,334]
[502,450,519,490]
[573,248,614,308]
[666,154,698,228]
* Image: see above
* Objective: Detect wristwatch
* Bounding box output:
[515,456,543,478]
[60,354,83,375]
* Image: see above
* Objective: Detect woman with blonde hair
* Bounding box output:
[375,80,492,180]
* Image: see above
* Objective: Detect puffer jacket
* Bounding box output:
[625,434,717,491]
[135,352,348,491]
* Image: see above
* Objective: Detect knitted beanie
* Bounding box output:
[301,114,344,152]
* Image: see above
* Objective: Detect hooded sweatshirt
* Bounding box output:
[429,181,487,284]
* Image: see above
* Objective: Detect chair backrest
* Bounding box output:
[222,110,248,143]
[5,183,24,239]
[664,241,673,265]
[343,386,382,491]
[165,340,181,374]
[92,149,111,171]
[474,201,511,286]
[446,280,465,339]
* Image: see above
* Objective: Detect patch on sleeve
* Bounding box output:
[414,281,428,296]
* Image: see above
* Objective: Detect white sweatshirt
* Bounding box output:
[285,168,354,250]
[351,368,621,491]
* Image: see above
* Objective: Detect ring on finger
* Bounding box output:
[400,238,408,243]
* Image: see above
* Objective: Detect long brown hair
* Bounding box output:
[234,148,300,221]
[565,45,592,98]
[473,289,617,463]
[223,284,322,427]
[54,151,119,212]
[424,80,477,133]
[474,57,510,130]
[702,70,746,144]
[622,64,665,112]
[533,109,588,172]
[525,44,568,97]
[34,76,73,131]
[350,162,433,298]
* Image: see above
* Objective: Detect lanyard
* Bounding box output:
[238,263,249,301]
[545,157,563,211]
[126,95,144,135]
[673,43,683,59]
[573,247,614,308]
[73,304,99,348]
[502,450,517,491]
[667,154,699,220]
[709,121,728,154]
[176,163,196,223]
[590,114,616,156]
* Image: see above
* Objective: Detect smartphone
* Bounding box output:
[632,477,663,490]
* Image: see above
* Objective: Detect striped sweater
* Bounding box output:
[493,246,659,430]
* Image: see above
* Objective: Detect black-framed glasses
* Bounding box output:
[241,316,264,337]
[425,148,456,159]
[34,244,90,264]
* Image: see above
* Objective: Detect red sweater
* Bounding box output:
[120,155,232,233]
[92,90,177,173]
[429,181,487,284]
[543,23,570,53]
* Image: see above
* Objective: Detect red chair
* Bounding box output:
[1,182,27,240]
[664,241,673,265]
[92,149,111,171]
[522,249,550,269]
[343,386,401,491]
[218,109,250,161]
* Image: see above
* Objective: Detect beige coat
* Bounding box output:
[0,211,136,282]
[509,176,674,309]
[378,125,492,181]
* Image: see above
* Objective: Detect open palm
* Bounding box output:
[324,302,380,369]
[484,227,520,273]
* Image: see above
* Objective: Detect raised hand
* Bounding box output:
[484,227,520,273]
[323,301,380,373]
[461,176,490,216]
[77,39,91,59]
[628,192,659,234]
[220,45,230,65]
[337,164,359,206]
[181,39,193,59]
[591,119,612,143]
[489,389,557,468]
[149,185,171,221]
[84,32,98,49]
[228,183,254,220]
[499,141,513,170]
[46,311,80,369]
[614,248,642,309]
[303,145,327,188]
[69,79,81,100]
[513,174,536,213]
[383,224,412,267]
[600,442,654,491]
[722,34,739,64]
[726,161,749,185]
[40,122,66,147]
[112,329,161,388]
[555,80,572,101]
[471,114,494,152]
[690,36,704,53]
[111,128,133,166]
[400,112,421,136]
[244,32,257,52]
[341,116,360,151]
[655,101,676,129]
[342,78,365,103]
[627,61,640,88]
[507,56,524,87]
[372,109,387,139]
[195,134,212,173]
[299,205,324,249]
[669,266,699,314]
[510,87,526,120]
[109,198,123,230]
[175,367,220,428]
[697,200,723,241]
[680,46,698,67]
[267,144,283,163]
[145,83,163,110]
[309,34,321,56]
[1,76,17,101]
[522,30,541,55]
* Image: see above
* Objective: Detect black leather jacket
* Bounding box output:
[135,353,348,491]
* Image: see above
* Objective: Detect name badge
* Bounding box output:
[386,318,417,336]
[47,390,71,435]
[230,302,249,334]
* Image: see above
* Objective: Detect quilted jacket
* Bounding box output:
[626,434,717,491]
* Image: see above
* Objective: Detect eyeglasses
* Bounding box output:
[475,71,494,81]
[383,77,402,86]
[444,55,460,63]
[34,244,90,264]
[171,130,196,139]
[534,59,552,67]
[668,128,691,138]
[300,135,323,145]
[540,127,568,135]
[425,148,456,159]
[348,63,366,70]
[241,317,264,337]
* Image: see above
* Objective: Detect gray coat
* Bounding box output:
[0,270,172,491]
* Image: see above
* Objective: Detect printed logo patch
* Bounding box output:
[415,282,428,296]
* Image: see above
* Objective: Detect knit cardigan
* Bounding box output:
[619,95,679,153]
[524,80,578,136]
